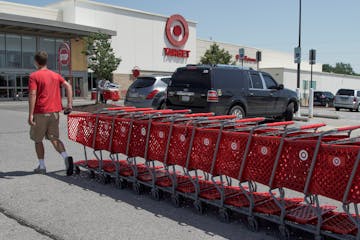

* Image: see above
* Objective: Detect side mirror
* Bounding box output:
[278,84,284,90]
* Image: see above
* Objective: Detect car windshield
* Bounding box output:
[131,77,156,88]
[324,92,333,97]
[337,89,354,96]
[171,67,211,88]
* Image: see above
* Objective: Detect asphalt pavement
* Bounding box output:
[0,99,359,240]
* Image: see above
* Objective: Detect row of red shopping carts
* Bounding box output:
[67,106,360,240]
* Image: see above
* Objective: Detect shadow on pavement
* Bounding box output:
[46,170,282,240]
[0,171,34,179]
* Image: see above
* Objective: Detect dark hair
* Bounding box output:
[34,51,48,66]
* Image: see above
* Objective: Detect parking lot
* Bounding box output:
[0,100,359,240]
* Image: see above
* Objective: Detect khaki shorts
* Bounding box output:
[30,112,60,143]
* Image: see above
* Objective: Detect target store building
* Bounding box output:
[48,0,197,92]
[2,0,359,101]
[0,0,197,99]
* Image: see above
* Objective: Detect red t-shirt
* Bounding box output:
[29,69,65,114]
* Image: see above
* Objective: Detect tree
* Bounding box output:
[200,43,233,65]
[83,32,121,81]
[333,62,354,75]
[322,64,333,73]
[322,62,355,75]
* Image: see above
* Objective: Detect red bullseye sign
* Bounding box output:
[165,14,189,47]
[58,43,70,66]
[59,48,69,65]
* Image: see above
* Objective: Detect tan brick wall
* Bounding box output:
[71,39,87,71]
[113,73,134,99]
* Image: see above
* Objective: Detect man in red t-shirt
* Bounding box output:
[28,51,74,175]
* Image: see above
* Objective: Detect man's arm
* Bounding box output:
[62,80,73,109]
[28,89,36,126]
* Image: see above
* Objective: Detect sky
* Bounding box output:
[8,0,360,72]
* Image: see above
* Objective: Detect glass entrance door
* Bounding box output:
[65,77,83,97]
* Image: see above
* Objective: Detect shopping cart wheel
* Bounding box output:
[151,188,162,201]
[193,201,204,214]
[247,216,259,232]
[314,235,323,240]
[171,194,182,208]
[75,166,81,175]
[278,225,290,240]
[218,208,230,223]
[133,182,142,195]
[115,179,127,189]
[98,174,110,184]
[88,170,95,179]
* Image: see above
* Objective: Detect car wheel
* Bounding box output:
[357,104,360,112]
[159,101,166,110]
[284,103,294,121]
[229,105,245,119]
[335,107,340,111]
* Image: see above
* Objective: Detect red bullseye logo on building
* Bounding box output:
[164,14,191,58]
[165,14,189,47]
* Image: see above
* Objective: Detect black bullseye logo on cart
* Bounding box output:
[164,14,191,58]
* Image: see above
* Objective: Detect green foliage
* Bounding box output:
[322,64,333,73]
[322,62,356,75]
[200,43,233,65]
[83,32,121,81]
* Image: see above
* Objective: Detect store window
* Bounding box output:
[0,34,5,68]
[39,37,56,69]
[8,75,15,98]
[22,35,36,69]
[6,34,21,68]
[0,74,6,87]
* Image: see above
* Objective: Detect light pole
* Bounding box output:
[295,0,302,117]
[309,49,316,118]
[297,0,301,89]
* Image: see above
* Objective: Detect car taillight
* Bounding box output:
[207,90,219,102]
[146,90,159,99]
[354,97,357,102]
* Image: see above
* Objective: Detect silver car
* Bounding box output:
[124,75,171,109]
[334,88,360,112]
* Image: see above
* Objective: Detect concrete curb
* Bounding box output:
[293,116,309,122]
[301,113,340,119]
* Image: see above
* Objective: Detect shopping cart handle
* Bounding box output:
[121,108,154,113]
[165,109,191,114]
[336,125,360,132]
[184,113,214,118]
[300,123,326,130]
[207,115,237,120]
[264,121,295,127]
[105,106,135,111]
[235,117,265,124]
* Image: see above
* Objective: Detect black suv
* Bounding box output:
[166,64,298,120]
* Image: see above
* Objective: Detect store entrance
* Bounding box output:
[65,77,84,97]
